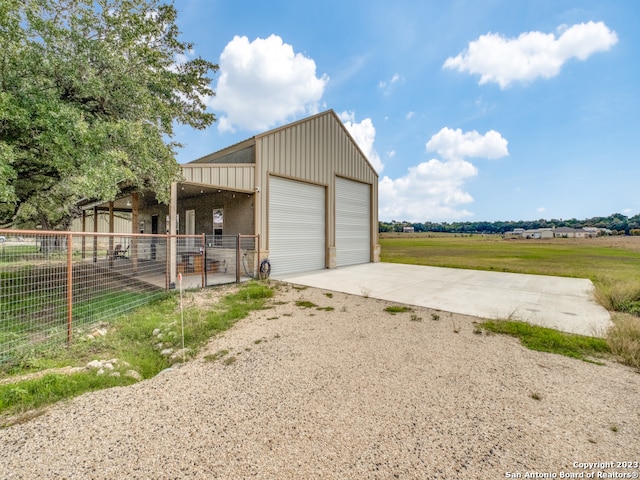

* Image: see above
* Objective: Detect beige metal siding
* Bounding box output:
[255,111,378,252]
[260,113,378,184]
[181,164,254,192]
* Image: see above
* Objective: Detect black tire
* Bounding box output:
[259,259,271,279]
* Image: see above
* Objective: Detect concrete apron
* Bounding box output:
[276,262,613,338]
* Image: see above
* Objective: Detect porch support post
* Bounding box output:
[93,206,98,262]
[81,209,87,259]
[131,192,139,273]
[108,201,114,265]
[169,182,178,287]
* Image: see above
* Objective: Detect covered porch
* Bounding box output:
[74,173,259,289]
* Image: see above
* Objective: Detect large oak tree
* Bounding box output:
[0,0,218,229]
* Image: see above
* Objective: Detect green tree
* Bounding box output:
[0,0,218,229]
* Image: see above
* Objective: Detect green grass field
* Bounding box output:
[380,233,640,315]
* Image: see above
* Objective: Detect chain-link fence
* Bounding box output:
[0,230,261,366]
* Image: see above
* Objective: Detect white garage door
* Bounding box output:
[269,177,326,275]
[336,177,370,266]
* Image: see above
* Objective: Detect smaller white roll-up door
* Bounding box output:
[336,177,371,266]
[269,177,326,275]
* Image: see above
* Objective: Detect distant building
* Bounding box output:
[403,226,415,233]
[523,228,553,239]
[504,226,608,240]
[553,227,576,238]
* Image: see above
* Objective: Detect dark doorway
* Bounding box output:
[151,215,158,260]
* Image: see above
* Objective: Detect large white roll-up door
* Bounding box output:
[336,177,370,266]
[269,177,326,275]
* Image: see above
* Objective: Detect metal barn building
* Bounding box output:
[179,109,380,276]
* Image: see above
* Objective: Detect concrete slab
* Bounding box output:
[276,263,613,337]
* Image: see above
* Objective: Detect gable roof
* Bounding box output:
[187,110,377,177]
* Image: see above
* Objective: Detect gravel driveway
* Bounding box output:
[1,284,639,479]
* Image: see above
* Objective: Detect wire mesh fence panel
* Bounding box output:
[0,230,259,366]
[0,231,168,367]
[71,233,168,328]
[0,232,71,365]
[175,235,206,289]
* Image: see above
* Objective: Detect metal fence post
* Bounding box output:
[66,232,73,345]
[257,234,260,280]
[201,233,206,288]
[236,234,241,283]
[165,235,170,290]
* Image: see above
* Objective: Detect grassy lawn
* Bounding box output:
[0,281,274,425]
[381,234,640,315]
[381,233,640,370]
[380,233,640,279]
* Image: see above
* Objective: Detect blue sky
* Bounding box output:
[171,0,639,223]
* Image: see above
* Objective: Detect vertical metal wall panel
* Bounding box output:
[181,165,254,192]
[336,177,371,266]
[255,111,378,273]
[268,177,325,275]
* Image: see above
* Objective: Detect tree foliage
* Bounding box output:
[380,213,640,236]
[0,0,218,228]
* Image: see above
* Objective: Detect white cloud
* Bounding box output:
[426,127,509,161]
[537,207,546,213]
[406,111,414,120]
[443,21,618,88]
[379,127,509,222]
[339,111,384,173]
[379,73,404,95]
[211,35,329,132]
[379,160,477,222]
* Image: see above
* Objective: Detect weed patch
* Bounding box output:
[479,320,610,363]
[607,313,640,370]
[595,278,640,316]
[223,356,237,366]
[295,300,317,309]
[384,306,412,315]
[204,349,229,362]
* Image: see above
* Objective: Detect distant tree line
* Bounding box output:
[379,213,640,236]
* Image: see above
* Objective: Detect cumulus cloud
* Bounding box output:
[211,35,329,132]
[443,21,618,88]
[379,128,509,222]
[426,127,509,161]
[379,159,478,222]
[339,111,384,173]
